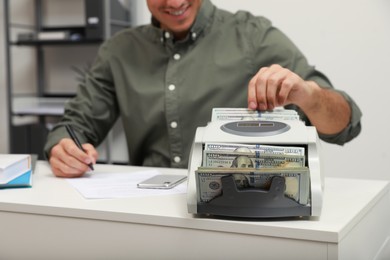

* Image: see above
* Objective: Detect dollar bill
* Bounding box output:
[195,167,310,205]
[204,143,305,156]
[203,150,305,168]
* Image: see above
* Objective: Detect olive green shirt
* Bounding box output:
[44,0,362,168]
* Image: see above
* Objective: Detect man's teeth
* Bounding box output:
[169,9,186,15]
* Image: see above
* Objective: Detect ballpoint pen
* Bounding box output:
[65,124,94,171]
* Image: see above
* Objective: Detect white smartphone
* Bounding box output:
[137,174,187,189]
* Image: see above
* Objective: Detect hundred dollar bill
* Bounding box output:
[195,167,310,205]
[203,150,305,168]
[204,143,305,156]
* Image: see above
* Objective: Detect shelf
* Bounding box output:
[13,25,104,46]
[12,39,103,46]
[40,26,86,31]
[12,96,69,116]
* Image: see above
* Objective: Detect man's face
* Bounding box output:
[146,0,202,39]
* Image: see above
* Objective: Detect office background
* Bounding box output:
[0,0,389,180]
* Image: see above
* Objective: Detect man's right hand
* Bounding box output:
[49,138,98,178]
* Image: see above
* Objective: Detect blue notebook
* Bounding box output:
[0,169,32,189]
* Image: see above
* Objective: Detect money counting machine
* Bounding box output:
[187,113,323,218]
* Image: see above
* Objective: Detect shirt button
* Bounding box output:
[173,53,181,60]
[164,31,170,39]
[191,32,197,40]
[174,156,181,163]
[170,121,178,128]
[168,84,175,91]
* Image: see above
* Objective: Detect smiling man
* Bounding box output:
[44,0,362,178]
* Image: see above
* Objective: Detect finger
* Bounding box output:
[82,143,99,164]
[255,67,270,110]
[265,74,281,110]
[277,78,294,106]
[49,156,86,178]
[52,165,85,178]
[248,67,268,110]
[52,167,85,178]
[248,76,258,110]
[61,139,93,166]
[266,68,290,109]
[277,72,300,106]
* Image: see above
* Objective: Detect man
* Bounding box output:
[44,0,362,178]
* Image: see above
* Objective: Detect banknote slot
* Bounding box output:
[197,175,311,218]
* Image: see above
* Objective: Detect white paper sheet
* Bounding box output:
[66,169,187,199]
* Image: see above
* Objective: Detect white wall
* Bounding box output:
[135,0,390,180]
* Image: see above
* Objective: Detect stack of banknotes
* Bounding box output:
[211,107,300,121]
[195,108,310,205]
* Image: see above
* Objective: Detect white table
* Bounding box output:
[0,161,389,260]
